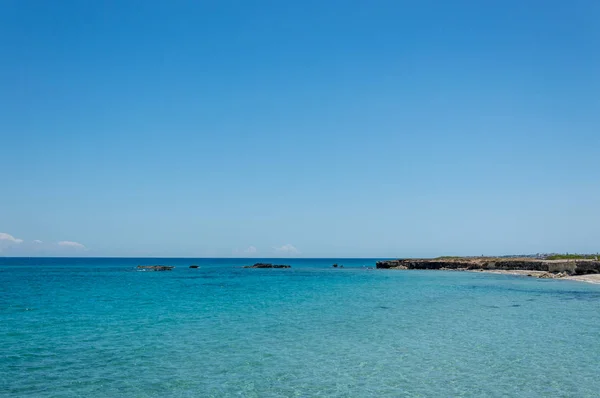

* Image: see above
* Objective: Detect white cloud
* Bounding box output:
[244,245,257,254]
[0,232,23,244]
[0,234,89,256]
[274,244,300,255]
[58,241,86,249]
[0,232,24,252]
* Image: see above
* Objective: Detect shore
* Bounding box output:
[469,269,600,284]
[376,258,600,284]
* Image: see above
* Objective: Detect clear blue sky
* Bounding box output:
[1,0,599,257]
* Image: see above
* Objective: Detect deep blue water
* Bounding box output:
[1,257,600,397]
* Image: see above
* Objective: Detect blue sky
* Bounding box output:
[1,1,599,257]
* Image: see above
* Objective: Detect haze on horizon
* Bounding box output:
[1,1,599,258]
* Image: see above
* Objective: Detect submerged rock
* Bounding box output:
[137,265,174,271]
[243,263,291,269]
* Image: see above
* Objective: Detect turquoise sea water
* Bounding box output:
[1,258,599,397]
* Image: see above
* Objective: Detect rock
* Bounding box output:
[189,265,199,269]
[137,265,174,271]
[243,263,291,269]
[537,272,555,279]
[376,260,403,269]
[376,260,408,270]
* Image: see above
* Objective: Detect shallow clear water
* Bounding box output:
[1,258,599,397]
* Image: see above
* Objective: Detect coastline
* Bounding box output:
[468,269,600,284]
[376,258,600,285]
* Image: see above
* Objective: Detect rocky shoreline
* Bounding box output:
[376,258,600,284]
[468,269,600,284]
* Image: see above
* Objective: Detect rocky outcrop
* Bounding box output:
[137,265,175,271]
[243,263,291,269]
[376,258,600,275]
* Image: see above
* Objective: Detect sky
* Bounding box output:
[1,0,599,258]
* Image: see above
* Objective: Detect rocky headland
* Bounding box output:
[376,258,600,283]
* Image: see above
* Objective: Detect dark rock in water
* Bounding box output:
[189,265,199,269]
[243,263,291,269]
[137,265,174,271]
[332,263,338,268]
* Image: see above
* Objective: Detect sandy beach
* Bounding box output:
[560,274,600,284]
[469,269,600,284]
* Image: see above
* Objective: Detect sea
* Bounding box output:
[1,257,599,397]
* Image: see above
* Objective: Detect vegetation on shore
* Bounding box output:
[545,254,599,260]
[433,254,599,261]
